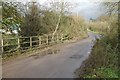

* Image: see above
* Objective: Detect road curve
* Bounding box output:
[3,32,97,78]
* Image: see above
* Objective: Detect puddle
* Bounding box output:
[29,49,60,59]
[30,54,40,59]
[70,54,84,59]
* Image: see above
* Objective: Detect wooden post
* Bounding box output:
[30,37,32,48]
[1,39,3,53]
[52,35,54,43]
[46,35,49,45]
[39,36,41,46]
[57,34,59,43]
[0,33,3,53]
[17,37,20,50]
[61,34,63,42]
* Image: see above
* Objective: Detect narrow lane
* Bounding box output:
[3,32,96,78]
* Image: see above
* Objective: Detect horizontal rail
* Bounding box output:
[1,34,70,53]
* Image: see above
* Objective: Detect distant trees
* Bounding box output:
[87,2,118,34]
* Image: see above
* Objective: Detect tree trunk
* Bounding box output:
[52,14,61,40]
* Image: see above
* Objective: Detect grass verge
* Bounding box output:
[75,32,119,78]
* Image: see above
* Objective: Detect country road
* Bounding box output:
[2,32,99,78]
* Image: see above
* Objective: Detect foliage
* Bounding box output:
[75,2,119,78]
[2,2,22,33]
[20,2,46,36]
[76,31,119,78]
[76,11,119,78]
[19,1,87,38]
[85,67,118,78]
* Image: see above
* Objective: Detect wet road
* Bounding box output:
[3,32,98,78]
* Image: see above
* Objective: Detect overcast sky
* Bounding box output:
[5,0,119,19]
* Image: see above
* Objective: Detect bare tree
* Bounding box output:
[102,2,118,16]
[50,0,73,39]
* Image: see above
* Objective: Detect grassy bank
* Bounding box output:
[75,27,119,78]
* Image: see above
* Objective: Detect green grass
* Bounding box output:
[84,67,118,78]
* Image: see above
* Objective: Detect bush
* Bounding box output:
[76,14,119,78]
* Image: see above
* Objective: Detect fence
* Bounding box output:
[0,34,70,54]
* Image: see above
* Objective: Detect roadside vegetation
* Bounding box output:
[75,2,119,78]
[1,1,87,58]
[1,1,87,37]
